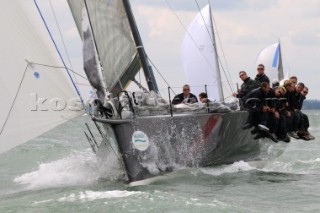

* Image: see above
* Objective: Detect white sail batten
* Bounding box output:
[256,42,284,82]
[181,5,222,102]
[68,0,139,92]
[0,1,82,154]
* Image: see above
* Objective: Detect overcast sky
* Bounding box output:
[41,0,319,99]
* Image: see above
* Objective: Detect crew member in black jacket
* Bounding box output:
[245,82,272,132]
[288,82,305,138]
[255,64,270,86]
[268,86,290,142]
[233,71,258,110]
[283,80,298,138]
[297,86,315,140]
[172,84,198,105]
[289,82,306,138]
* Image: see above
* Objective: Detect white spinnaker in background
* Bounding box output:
[256,42,284,82]
[181,4,222,102]
[0,1,82,154]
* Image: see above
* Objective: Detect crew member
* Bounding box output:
[245,82,272,132]
[234,71,258,110]
[288,82,305,138]
[199,92,210,103]
[172,84,198,105]
[268,86,290,142]
[255,64,270,86]
[296,85,315,140]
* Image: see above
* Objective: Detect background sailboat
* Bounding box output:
[181,4,223,103]
[256,42,284,82]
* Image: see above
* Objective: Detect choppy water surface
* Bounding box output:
[1,111,320,212]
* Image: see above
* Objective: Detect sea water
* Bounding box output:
[0,111,320,212]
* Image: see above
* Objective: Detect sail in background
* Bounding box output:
[68,0,141,93]
[256,42,284,82]
[0,1,82,154]
[181,4,222,102]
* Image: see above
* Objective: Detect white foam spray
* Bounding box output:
[14,149,123,190]
[200,161,255,176]
[57,190,143,202]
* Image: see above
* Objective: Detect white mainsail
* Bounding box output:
[256,42,284,82]
[0,1,82,153]
[181,4,223,102]
[68,0,140,92]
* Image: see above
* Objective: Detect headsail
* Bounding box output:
[82,7,106,102]
[256,42,284,82]
[181,4,223,102]
[68,0,141,93]
[0,1,82,154]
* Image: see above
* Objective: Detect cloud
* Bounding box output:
[289,27,320,45]
[132,1,320,98]
[40,0,320,99]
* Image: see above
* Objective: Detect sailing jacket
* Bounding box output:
[293,90,303,110]
[172,93,198,105]
[246,87,272,100]
[297,95,306,110]
[254,73,270,86]
[284,90,295,111]
[245,87,273,110]
[237,77,259,98]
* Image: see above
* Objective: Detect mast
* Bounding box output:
[278,41,284,81]
[208,4,224,103]
[122,0,159,93]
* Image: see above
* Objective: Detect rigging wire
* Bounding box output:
[0,64,29,136]
[48,0,78,84]
[32,62,88,80]
[34,0,84,104]
[147,57,176,96]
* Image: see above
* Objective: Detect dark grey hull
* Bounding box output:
[94,111,280,183]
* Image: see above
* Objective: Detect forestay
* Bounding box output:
[0,1,82,154]
[68,0,141,93]
[181,4,223,102]
[256,42,284,82]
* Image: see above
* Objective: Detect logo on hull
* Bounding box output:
[132,131,149,151]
